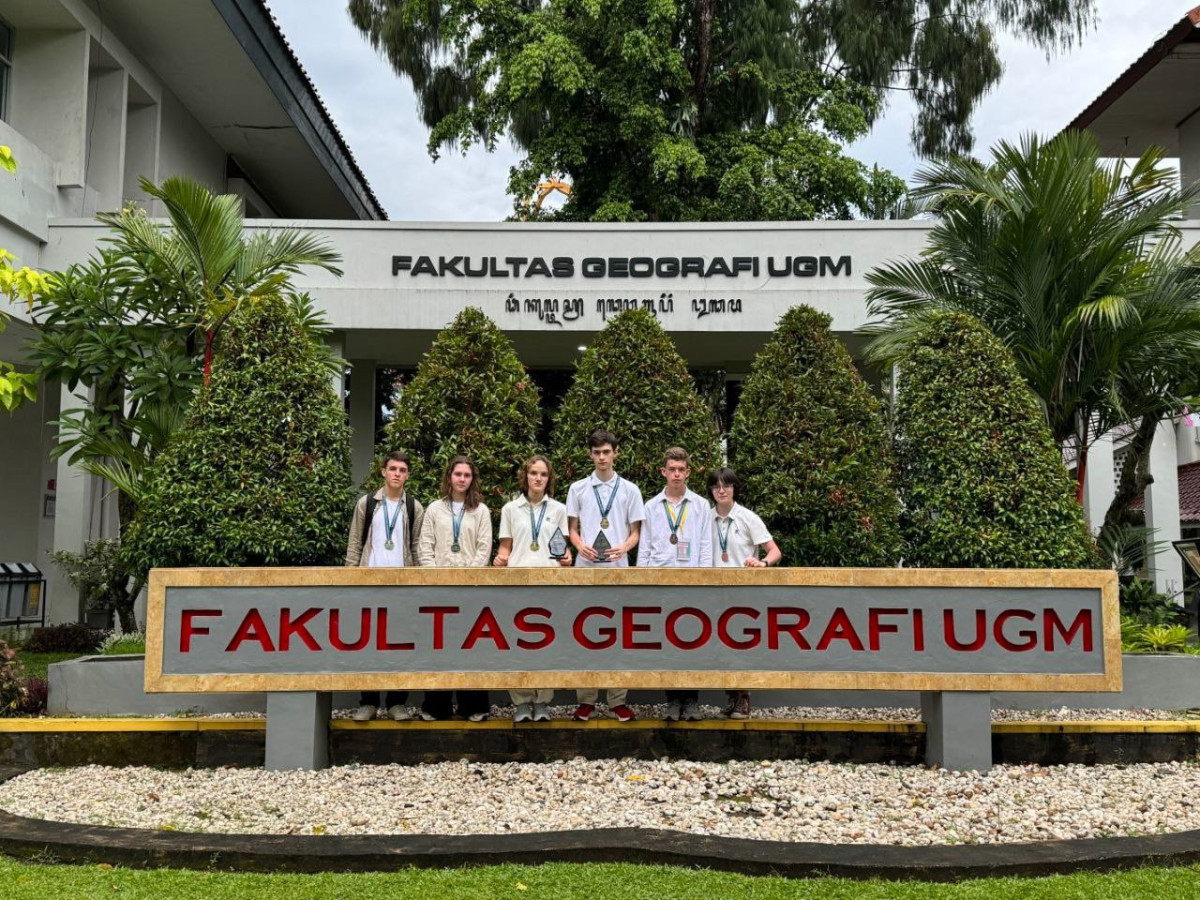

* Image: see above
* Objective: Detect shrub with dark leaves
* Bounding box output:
[20,623,105,654]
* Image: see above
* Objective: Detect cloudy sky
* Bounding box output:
[268,0,1189,221]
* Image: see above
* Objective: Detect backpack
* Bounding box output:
[361,492,416,559]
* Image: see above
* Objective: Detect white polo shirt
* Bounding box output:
[369,496,405,567]
[712,502,773,567]
[499,495,570,567]
[565,471,645,567]
[639,488,713,567]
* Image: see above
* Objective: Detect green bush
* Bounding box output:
[729,305,901,567]
[551,309,720,492]
[121,296,353,574]
[382,307,541,512]
[894,311,1098,568]
[20,623,104,654]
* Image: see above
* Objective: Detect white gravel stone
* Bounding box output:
[4,760,1200,845]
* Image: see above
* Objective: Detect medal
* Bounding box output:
[528,498,548,556]
[592,476,620,535]
[381,495,402,554]
[663,497,688,547]
[449,500,467,556]
[722,551,729,562]
[716,515,732,564]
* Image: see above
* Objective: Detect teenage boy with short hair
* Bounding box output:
[345,450,425,721]
[566,428,644,722]
[641,446,713,721]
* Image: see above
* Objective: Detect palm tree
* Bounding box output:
[98,177,343,384]
[863,132,1200,547]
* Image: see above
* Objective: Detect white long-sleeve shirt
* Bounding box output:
[638,488,713,567]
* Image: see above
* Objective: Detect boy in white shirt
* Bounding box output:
[640,446,713,721]
[708,466,782,719]
[566,428,645,722]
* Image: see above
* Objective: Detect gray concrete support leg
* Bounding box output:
[921,691,992,771]
[266,692,331,771]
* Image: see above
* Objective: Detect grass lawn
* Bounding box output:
[15,651,81,681]
[2,858,1199,899]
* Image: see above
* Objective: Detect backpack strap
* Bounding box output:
[360,493,378,552]
[405,492,417,560]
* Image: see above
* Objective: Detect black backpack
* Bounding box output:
[361,492,416,558]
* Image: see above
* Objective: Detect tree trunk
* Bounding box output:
[1097,414,1161,550]
[692,0,714,124]
[203,328,214,386]
[116,603,139,635]
[1075,444,1087,505]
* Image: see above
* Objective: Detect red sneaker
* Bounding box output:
[609,704,637,723]
[571,703,595,722]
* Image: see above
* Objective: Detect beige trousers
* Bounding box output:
[508,688,554,705]
[576,688,627,706]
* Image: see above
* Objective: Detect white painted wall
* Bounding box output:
[156,90,225,195]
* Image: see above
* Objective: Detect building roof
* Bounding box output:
[1065,5,1200,156]
[1130,460,1200,523]
[217,0,386,219]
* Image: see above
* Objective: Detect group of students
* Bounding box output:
[344,429,781,725]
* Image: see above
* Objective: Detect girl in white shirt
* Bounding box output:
[493,455,572,722]
[709,467,782,720]
[417,456,493,721]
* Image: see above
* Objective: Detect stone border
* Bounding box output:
[2,765,1200,880]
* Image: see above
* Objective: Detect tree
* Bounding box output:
[382,307,542,513]
[729,304,900,567]
[0,145,53,411]
[98,177,343,385]
[551,308,720,497]
[121,297,353,575]
[893,311,1097,569]
[347,1,1091,219]
[863,132,1200,549]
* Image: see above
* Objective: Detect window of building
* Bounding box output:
[0,18,11,122]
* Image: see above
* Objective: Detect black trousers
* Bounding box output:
[421,690,490,718]
[359,691,407,708]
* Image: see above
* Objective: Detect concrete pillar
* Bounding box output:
[348,359,377,484]
[46,384,96,624]
[921,691,992,771]
[1145,418,1184,597]
[265,692,331,770]
[327,335,346,403]
[1181,110,1200,220]
[1176,413,1200,466]
[1083,429,1115,534]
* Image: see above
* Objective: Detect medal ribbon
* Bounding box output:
[528,499,547,545]
[664,498,689,539]
[382,496,401,545]
[592,475,621,525]
[450,500,467,547]
[716,516,732,554]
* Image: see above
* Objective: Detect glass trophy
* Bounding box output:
[591,529,613,563]
[548,526,568,559]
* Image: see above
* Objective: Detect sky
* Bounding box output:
[266,0,1192,221]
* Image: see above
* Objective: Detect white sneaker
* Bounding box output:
[389,705,412,721]
[468,711,489,722]
[664,700,682,722]
[681,701,702,721]
[418,710,438,721]
[533,702,551,722]
[513,703,533,723]
[351,705,377,722]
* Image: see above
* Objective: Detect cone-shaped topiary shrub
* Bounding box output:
[551,308,721,492]
[121,297,353,575]
[894,310,1098,568]
[729,305,901,567]
[382,307,541,512]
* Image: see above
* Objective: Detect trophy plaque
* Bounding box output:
[548,527,568,559]
[591,529,613,563]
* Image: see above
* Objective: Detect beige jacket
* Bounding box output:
[345,489,425,567]
[417,498,492,567]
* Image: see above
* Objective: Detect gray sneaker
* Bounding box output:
[681,701,702,721]
[664,700,682,721]
[351,705,377,722]
[388,705,412,721]
[729,694,751,720]
[468,711,490,722]
[418,710,438,722]
[533,702,551,722]
[513,703,533,723]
